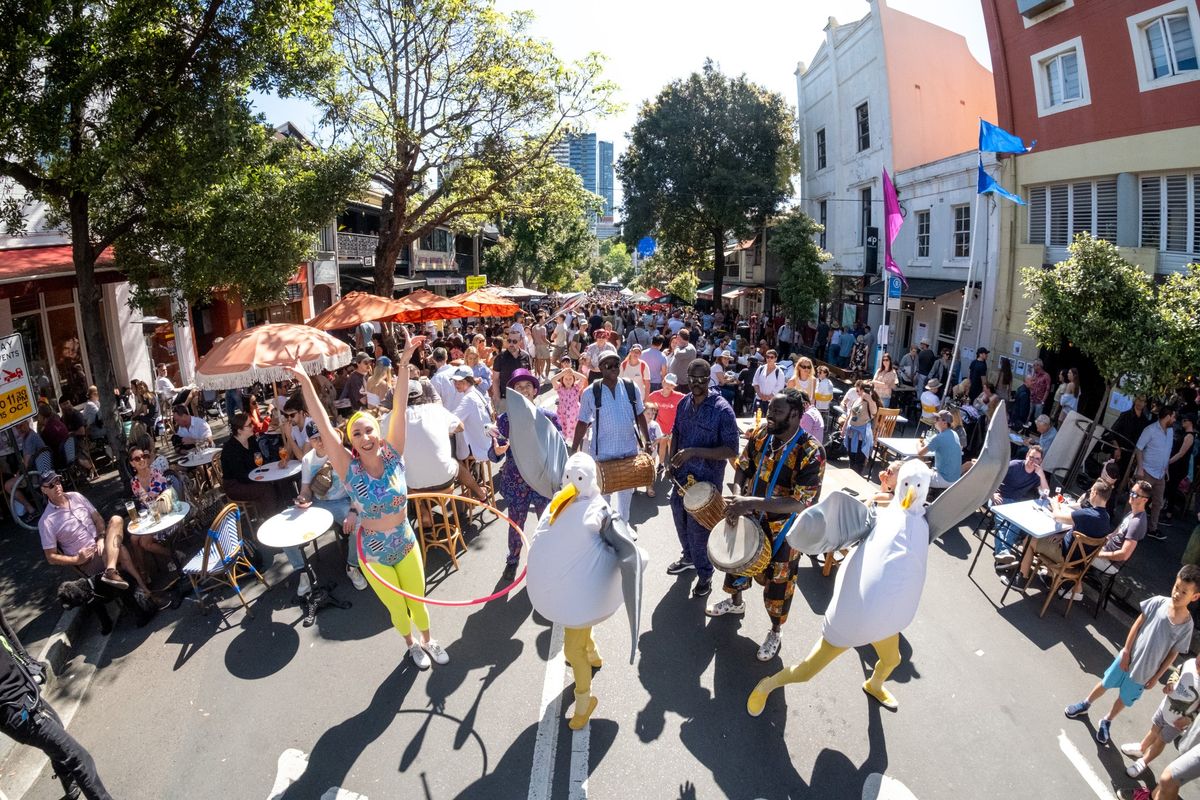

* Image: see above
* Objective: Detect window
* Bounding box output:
[953,205,971,258]
[1140,173,1200,253]
[860,187,872,246]
[816,128,827,170]
[419,229,450,252]
[915,210,930,259]
[1030,37,1091,116]
[1129,2,1200,91]
[818,200,827,250]
[1027,179,1119,246]
[855,103,870,152]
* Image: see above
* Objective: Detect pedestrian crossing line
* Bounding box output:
[569,723,589,800]
[267,748,367,800]
[528,624,567,800]
[1057,730,1118,800]
[862,772,919,799]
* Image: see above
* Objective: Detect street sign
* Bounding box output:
[864,226,879,275]
[465,275,487,292]
[636,236,657,259]
[0,334,37,431]
[887,275,903,299]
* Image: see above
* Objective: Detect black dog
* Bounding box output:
[57,575,155,633]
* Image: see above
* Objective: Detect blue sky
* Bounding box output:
[253,0,991,212]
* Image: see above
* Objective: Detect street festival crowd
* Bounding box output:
[6,290,1200,799]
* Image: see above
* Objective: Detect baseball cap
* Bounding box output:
[407,378,422,397]
[39,469,62,486]
[378,356,392,368]
[663,373,678,386]
[451,366,476,382]
[353,351,372,364]
[629,343,643,352]
[304,420,321,439]
[598,351,620,366]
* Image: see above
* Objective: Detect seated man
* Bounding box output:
[58,394,96,478]
[993,446,1050,565]
[170,404,212,454]
[1021,414,1057,456]
[3,419,52,523]
[1005,480,1112,591]
[37,470,153,598]
[1089,479,1150,577]
[918,410,963,489]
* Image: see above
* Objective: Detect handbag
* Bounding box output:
[153,488,177,516]
[310,462,335,500]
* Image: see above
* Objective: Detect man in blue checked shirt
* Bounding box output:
[667,359,740,599]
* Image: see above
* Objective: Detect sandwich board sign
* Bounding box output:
[0,334,37,431]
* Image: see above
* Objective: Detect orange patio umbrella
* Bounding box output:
[307,291,404,331]
[389,289,474,323]
[448,288,520,317]
[193,323,352,390]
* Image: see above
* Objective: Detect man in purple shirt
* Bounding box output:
[667,359,739,599]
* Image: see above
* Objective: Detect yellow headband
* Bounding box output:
[345,410,377,441]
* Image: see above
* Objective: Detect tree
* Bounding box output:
[326,0,617,304]
[619,60,798,303]
[0,0,359,478]
[630,241,706,303]
[770,208,832,327]
[589,238,632,287]
[483,167,600,291]
[1143,264,1200,397]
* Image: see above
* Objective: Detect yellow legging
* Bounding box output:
[761,633,901,696]
[563,627,599,695]
[362,548,430,637]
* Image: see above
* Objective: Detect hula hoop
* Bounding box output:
[356,492,529,607]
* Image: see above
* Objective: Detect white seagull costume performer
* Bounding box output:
[748,403,1009,715]
[527,452,647,730]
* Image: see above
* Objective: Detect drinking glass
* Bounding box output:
[254,452,264,468]
[124,500,138,524]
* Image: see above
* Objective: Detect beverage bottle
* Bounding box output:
[1055,486,1064,503]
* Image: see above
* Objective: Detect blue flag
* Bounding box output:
[979,119,1035,154]
[977,157,1026,205]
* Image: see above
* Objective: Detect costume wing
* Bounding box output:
[784,490,874,555]
[926,401,1009,542]
[598,512,646,664]
[506,387,568,499]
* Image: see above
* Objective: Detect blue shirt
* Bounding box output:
[997,459,1040,503]
[926,429,962,483]
[577,379,645,460]
[671,389,739,486]
[1136,422,1174,479]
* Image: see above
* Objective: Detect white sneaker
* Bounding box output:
[1120,743,1144,759]
[1126,758,1147,778]
[408,642,431,670]
[1058,585,1084,602]
[422,639,449,665]
[705,599,746,617]
[297,573,312,597]
[757,630,782,661]
[347,565,368,591]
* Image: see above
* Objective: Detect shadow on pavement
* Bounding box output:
[278,660,420,800]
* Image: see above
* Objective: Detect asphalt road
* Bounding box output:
[12,463,1200,800]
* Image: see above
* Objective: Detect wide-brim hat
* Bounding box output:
[925,378,942,390]
[506,368,539,390]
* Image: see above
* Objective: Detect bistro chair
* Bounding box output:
[411,493,466,568]
[1034,531,1107,618]
[1083,557,1130,618]
[866,407,901,475]
[182,503,266,616]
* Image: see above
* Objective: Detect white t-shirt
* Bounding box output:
[619,360,650,397]
[753,365,788,398]
[290,418,311,452]
[453,389,493,460]
[403,404,460,490]
[709,363,725,388]
[301,449,349,501]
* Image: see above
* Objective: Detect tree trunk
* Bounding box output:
[68,193,131,492]
[711,229,726,310]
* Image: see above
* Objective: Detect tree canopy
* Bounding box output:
[770,208,832,327]
[590,238,633,287]
[618,60,798,302]
[0,0,359,471]
[326,0,618,297]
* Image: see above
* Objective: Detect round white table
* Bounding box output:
[256,506,349,626]
[128,501,192,539]
[177,447,221,468]
[249,460,302,483]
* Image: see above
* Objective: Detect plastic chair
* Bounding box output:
[182,503,266,615]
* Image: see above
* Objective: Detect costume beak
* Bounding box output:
[548,483,578,524]
[900,486,916,510]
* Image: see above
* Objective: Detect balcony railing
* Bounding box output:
[338,232,379,260]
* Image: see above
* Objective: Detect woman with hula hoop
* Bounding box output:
[287,329,449,671]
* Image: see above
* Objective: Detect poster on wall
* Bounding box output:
[0,334,38,432]
[1109,389,1133,413]
[1012,340,1022,357]
[916,322,929,344]
[1014,360,1026,375]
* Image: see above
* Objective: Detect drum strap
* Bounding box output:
[751,430,804,558]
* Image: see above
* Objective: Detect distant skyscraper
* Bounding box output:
[553,131,616,227]
[598,140,614,218]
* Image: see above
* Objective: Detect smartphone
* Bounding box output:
[495,436,509,447]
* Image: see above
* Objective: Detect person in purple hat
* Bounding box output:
[489,368,562,582]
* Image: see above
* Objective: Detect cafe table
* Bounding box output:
[256,505,351,626]
[969,496,1072,586]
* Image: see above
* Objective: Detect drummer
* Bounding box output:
[572,350,652,523]
[667,359,739,599]
[708,388,825,662]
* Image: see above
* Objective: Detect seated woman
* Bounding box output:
[872,460,902,507]
[126,444,178,574]
[220,411,280,508]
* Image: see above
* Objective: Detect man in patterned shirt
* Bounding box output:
[707,388,825,661]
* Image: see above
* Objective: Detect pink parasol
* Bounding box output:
[307,291,405,331]
[193,323,352,390]
[389,289,474,323]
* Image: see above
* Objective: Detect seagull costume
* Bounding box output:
[748,403,1009,714]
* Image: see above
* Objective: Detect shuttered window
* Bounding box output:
[1166,174,1190,252]
[1027,179,1119,246]
[1071,183,1093,239]
[1095,180,1118,242]
[1049,185,1070,246]
[1028,186,1047,244]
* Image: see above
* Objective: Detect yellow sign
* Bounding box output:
[465,275,487,293]
[0,333,36,431]
[0,384,33,429]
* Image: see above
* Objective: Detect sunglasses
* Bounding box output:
[1130,491,1147,499]
[130,454,148,462]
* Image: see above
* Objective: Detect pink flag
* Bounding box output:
[882,169,906,288]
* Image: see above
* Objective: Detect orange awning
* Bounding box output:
[448,288,520,318]
[390,289,473,323]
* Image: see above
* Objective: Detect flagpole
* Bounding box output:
[944,192,985,408]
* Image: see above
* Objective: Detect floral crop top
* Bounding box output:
[344,441,408,522]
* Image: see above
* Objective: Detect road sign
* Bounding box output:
[0,334,37,431]
[465,275,487,292]
[636,236,657,259]
[888,275,903,299]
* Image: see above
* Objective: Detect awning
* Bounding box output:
[0,244,123,299]
[696,284,714,299]
[341,273,427,292]
[861,277,978,300]
[722,287,745,299]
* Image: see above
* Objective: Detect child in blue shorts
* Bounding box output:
[1065,565,1200,746]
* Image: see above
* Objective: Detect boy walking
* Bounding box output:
[1120,656,1200,779]
[1065,566,1200,745]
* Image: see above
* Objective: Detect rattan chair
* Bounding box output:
[182,503,266,615]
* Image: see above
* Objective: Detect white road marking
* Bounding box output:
[862,773,919,800]
[1057,730,1118,800]
[528,624,567,800]
[568,723,590,800]
[268,748,367,800]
